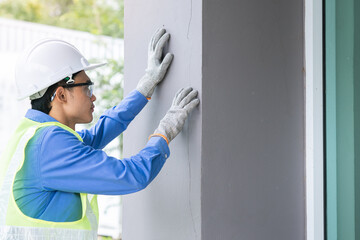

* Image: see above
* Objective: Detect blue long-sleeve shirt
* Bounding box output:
[13,90,170,222]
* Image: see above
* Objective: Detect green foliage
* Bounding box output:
[98,236,114,240]
[0,0,124,38]
[88,58,124,157]
[91,59,124,111]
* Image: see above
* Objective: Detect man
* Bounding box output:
[0,28,199,239]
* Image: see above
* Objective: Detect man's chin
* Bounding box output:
[79,116,93,124]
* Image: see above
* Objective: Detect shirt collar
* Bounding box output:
[25,109,59,123]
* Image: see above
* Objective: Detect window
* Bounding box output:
[325,0,360,239]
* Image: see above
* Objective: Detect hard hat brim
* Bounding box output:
[84,62,107,71]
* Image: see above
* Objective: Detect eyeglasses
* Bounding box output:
[51,77,94,101]
[60,81,94,97]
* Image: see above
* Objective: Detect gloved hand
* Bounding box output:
[136,28,174,99]
[152,87,200,143]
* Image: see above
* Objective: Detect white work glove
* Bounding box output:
[152,87,200,143]
[136,28,174,98]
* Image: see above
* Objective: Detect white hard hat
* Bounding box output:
[15,38,106,100]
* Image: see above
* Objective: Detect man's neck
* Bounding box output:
[49,111,75,130]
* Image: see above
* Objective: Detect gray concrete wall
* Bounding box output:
[202,0,305,239]
[123,0,305,239]
[122,1,202,239]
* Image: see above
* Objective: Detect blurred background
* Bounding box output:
[0,0,124,239]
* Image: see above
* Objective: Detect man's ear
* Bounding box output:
[55,87,67,103]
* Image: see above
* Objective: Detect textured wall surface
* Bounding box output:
[123,0,305,239]
[122,0,202,239]
[201,0,305,239]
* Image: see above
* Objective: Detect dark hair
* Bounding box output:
[31,71,81,114]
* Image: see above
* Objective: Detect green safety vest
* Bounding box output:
[0,117,99,240]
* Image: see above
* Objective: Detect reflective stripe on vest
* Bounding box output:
[0,117,99,240]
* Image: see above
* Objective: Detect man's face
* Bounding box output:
[65,71,96,124]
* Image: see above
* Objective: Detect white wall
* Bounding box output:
[123,0,202,239]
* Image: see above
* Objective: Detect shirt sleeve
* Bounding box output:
[77,90,148,149]
[39,125,170,195]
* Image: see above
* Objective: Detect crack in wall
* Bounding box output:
[187,38,198,238]
[187,0,193,39]
[187,121,198,239]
